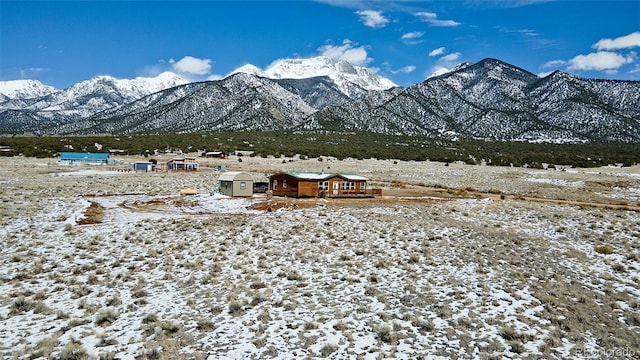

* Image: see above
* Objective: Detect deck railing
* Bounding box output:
[325,188,382,198]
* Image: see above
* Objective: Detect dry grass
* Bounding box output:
[0,156,638,359]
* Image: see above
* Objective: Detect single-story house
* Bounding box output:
[133,161,155,172]
[167,157,198,171]
[269,171,380,198]
[218,171,254,197]
[59,152,110,165]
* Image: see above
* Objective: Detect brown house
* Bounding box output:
[269,171,381,198]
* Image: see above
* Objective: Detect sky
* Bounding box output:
[1,0,639,89]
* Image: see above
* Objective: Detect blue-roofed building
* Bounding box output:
[59,152,110,165]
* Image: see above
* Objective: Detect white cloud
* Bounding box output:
[382,62,416,75]
[542,59,566,69]
[19,67,48,79]
[401,65,416,73]
[319,40,372,66]
[429,47,446,57]
[567,51,636,71]
[401,32,424,44]
[171,56,212,75]
[356,10,389,28]
[427,50,463,79]
[414,11,460,27]
[391,65,416,74]
[139,62,167,77]
[593,32,640,51]
[401,32,423,40]
[440,52,461,62]
[206,74,224,81]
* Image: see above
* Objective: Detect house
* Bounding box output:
[166,157,198,171]
[268,171,381,198]
[133,161,155,172]
[218,171,254,197]
[59,152,110,165]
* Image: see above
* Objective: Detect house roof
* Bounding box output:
[281,171,368,181]
[59,152,109,161]
[339,173,368,181]
[167,157,197,162]
[219,171,253,182]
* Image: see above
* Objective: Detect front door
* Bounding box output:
[333,181,339,196]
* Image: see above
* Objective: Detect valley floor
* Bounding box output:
[1,155,639,359]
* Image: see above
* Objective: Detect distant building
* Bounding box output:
[167,157,198,171]
[269,171,380,198]
[201,150,226,158]
[133,161,155,172]
[59,152,110,165]
[218,171,254,197]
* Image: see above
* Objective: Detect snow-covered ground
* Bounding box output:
[1,156,639,359]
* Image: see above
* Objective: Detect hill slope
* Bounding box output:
[1,58,639,142]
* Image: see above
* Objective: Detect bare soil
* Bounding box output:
[1,155,639,359]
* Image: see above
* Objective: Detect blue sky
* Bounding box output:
[1,0,639,89]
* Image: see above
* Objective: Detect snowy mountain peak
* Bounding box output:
[230,56,397,96]
[229,64,267,78]
[69,72,188,95]
[427,62,474,79]
[0,79,57,99]
[0,72,190,126]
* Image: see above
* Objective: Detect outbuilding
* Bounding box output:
[59,152,110,165]
[218,171,254,197]
[133,161,155,172]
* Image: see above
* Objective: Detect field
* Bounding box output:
[1,155,639,359]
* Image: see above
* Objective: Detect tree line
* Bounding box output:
[1,131,638,168]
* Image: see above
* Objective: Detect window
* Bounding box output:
[340,181,355,190]
[240,181,246,190]
[360,181,366,191]
[273,180,278,190]
[319,181,329,191]
[283,179,287,188]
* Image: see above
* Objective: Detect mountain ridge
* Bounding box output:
[1,57,639,143]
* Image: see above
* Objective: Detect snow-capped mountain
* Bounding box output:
[1,58,639,142]
[310,58,640,142]
[0,79,57,99]
[0,72,188,133]
[54,73,345,134]
[427,62,473,79]
[230,56,397,96]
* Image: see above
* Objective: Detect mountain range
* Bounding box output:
[1,57,639,143]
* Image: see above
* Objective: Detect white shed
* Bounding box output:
[218,171,254,197]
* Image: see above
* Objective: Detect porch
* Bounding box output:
[322,188,382,198]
